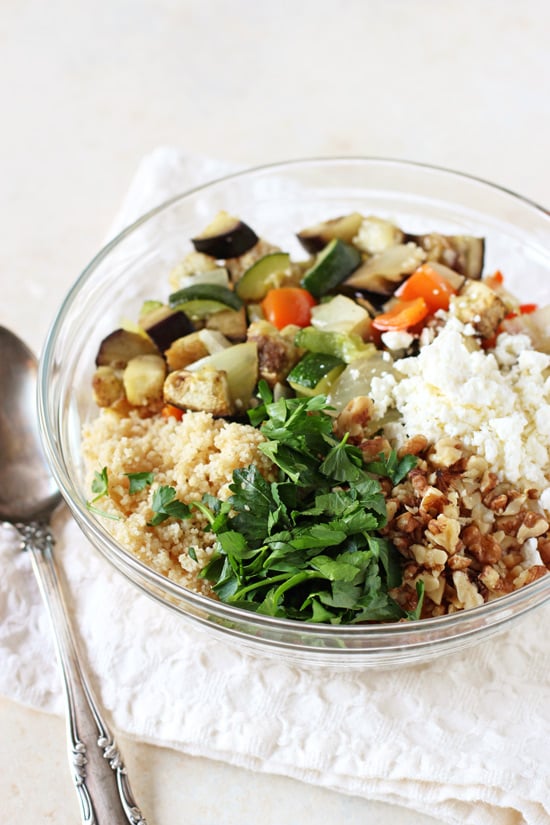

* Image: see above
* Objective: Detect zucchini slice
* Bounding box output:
[191,211,258,259]
[301,239,361,298]
[287,352,345,397]
[235,252,291,301]
[294,327,376,364]
[168,284,243,319]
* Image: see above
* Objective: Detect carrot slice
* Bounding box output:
[396,264,457,313]
[485,270,504,289]
[372,297,429,332]
[261,287,317,330]
[162,404,184,420]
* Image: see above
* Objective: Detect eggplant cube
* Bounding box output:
[141,307,194,352]
[191,211,258,259]
[95,328,158,369]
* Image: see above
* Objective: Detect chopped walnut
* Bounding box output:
[517,513,549,543]
[411,544,448,568]
[360,436,392,462]
[430,438,463,468]
[452,570,484,610]
[513,566,548,588]
[425,514,461,554]
[378,434,550,618]
[334,396,375,442]
[538,538,550,566]
[398,434,429,457]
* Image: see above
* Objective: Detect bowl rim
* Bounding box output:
[37,155,550,643]
[47,155,550,313]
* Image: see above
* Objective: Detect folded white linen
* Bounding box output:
[1,147,548,825]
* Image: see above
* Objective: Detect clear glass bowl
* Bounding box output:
[38,158,550,668]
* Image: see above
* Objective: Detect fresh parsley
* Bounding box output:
[198,384,418,624]
[90,466,109,502]
[125,471,154,494]
[148,485,192,526]
[364,450,418,485]
[86,466,121,520]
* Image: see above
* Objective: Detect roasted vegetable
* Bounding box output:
[169,283,242,314]
[163,368,234,417]
[95,328,158,368]
[191,211,258,259]
[164,330,226,371]
[296,212,363,254]
[372,297,429,332]
[287,351,345,397]
[395,264,460,313]
[186,341,258,411]
[205,307,248,341]
[91,366,124,407]
[452,280,507,338]
[344,243,426,296]
[294,327,376,363]
[123,354,166,406]
[247,320,302,387]
[408,233,485,279]
[141,306,194,352]
[310,294,371,337]
[353,216,404,254]
[235,252,291,301]
[261,287,317,330]
[301,239,361,297]
[328,352,399,416]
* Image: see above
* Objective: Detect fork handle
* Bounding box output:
[19,521,147,825]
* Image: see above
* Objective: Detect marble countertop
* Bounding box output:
[0,1,548,822]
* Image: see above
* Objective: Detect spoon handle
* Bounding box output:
[19,521,147,825]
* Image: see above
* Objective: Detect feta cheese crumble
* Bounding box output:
[379,317,550,489]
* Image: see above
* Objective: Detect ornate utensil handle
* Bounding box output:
[19,522,147,825]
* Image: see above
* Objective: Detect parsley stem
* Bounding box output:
[232,572,290,599]
[189,500,215,525]
[85,503,122,521]
[270,571,320,604]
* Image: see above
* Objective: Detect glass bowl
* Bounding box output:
[38,158,550,668]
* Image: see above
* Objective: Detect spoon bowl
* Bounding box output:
[0,325,146,824]
[0,327,60,522]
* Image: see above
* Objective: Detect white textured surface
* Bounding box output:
[1,2,549,823]
[1,149,549,825]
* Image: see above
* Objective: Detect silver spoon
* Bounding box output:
[0,326,147,825]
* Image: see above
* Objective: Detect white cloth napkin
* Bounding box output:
[1,147,549,825]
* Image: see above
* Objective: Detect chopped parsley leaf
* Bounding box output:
[125,471,154,494]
